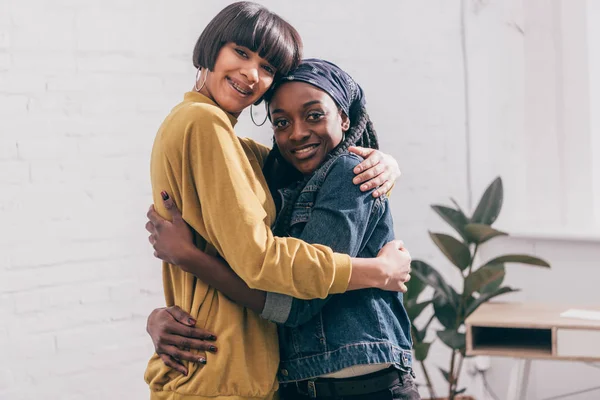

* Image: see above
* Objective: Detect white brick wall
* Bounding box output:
[2,0,596,399]
[0,0,185,397]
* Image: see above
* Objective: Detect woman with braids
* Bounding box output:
[146,59,420,400]
[144,2,411,399]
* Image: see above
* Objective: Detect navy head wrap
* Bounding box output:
[268,58,365,121]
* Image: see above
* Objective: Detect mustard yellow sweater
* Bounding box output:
[145,92,352,400]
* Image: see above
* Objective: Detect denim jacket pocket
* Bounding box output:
[290,202,313,224]
[288,200,314,237]
[280,313,326,360]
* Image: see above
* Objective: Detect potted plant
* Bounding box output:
[406,177,550,400]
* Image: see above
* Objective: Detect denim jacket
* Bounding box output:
[261,153,413,382]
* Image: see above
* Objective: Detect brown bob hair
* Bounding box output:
[192,2,303,78]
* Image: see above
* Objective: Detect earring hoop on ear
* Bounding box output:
[195,68,208,92]
[250,103,268,126]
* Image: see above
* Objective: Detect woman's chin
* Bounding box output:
[295,163,318,176]
[283,155,323,176]
[214,97,248,116]
[223,105,245,116]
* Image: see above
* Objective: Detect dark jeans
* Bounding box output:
[280,368,421,400]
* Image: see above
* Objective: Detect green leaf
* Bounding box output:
[412,325,428,343]
[429,232,472,271]
[464,294,476,313]
[411,260,457,306]
[437,329,466,350]
[479,265,505,294]
[406,300,433,323]
[471,177,503,225]
[451,198,466,216]
[424,316,435,331]
[411,326,423,343]
[439,367,451,383]
[464,264,506,298]
[431,205,470,241]
[454,388,467,395]
[464,223,508,244]
[465,287,520,317]
[413,342,432,361]
[404,272,427,303]
[433,290,460,329]
[484,254,550,268]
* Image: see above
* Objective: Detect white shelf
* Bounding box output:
[495,227,600,243]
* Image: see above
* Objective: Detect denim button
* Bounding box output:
[281,369,289,377]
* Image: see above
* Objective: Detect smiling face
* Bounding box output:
[199,42,277,117]
[269,81,350,175]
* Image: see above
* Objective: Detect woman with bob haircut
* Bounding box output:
[145,2,411,400]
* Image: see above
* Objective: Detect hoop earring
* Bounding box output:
[250,103,268,126]
[195,68,208,92]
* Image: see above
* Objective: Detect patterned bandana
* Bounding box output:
[269,58,365,120]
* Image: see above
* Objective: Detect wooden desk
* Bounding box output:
[466,302,600,361]
[465,302,600,400]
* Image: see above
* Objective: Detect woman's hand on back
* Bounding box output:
[147,306,218,376]
[146,192,196,267]
[348,146,401,198]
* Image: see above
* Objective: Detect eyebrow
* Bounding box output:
[271,100,323,115]
[235,44,276,70]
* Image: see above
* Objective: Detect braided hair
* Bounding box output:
[263,104,379,237]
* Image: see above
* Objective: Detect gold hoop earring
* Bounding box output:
[195,68,208,92]
[250,103,268,126]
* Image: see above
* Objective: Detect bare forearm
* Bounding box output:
[179,247,266,313]
[347,257,387,290]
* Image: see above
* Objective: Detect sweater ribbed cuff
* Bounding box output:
[329,253,352,294]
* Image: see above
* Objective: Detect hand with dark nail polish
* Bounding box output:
[147,306,218,374]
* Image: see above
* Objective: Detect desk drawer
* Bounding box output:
[556,329,600,358]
